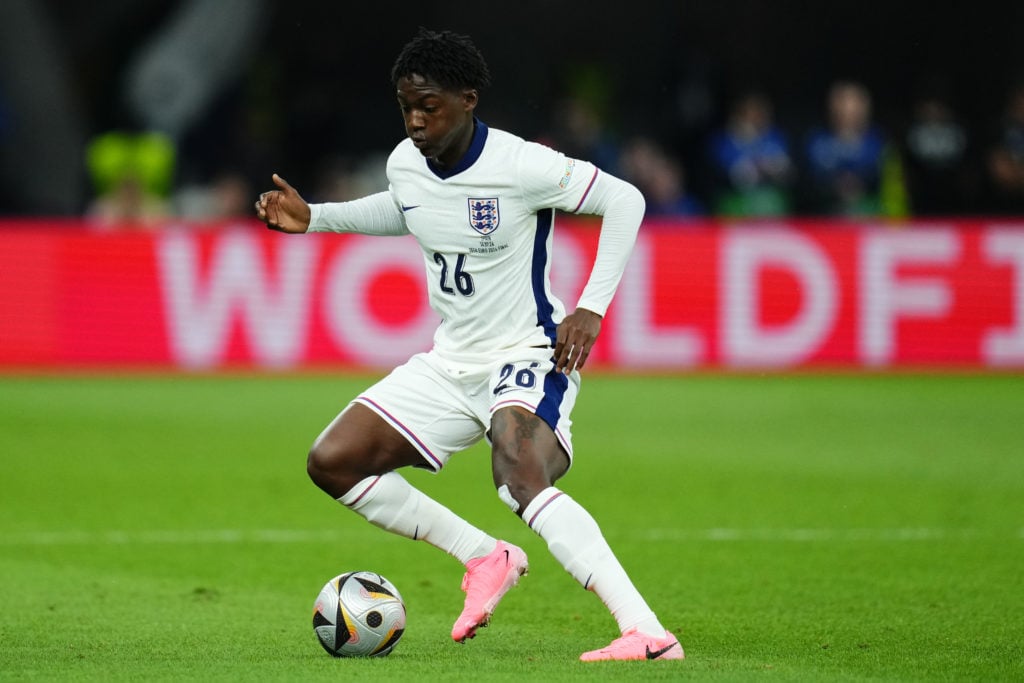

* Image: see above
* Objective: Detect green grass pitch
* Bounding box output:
[1,372,1022,681]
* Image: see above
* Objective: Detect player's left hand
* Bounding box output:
[554,308,602,374]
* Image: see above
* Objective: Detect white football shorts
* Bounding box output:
[351,347,580,471]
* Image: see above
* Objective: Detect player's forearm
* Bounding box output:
[575,174,645,316]
[308,191,408,236]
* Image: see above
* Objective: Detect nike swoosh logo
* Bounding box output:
[401,204,420,212]
[503,549,510,565]
[646,641,679,660]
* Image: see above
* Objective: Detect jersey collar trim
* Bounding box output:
[427,118,488,180]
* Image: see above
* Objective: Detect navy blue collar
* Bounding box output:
[426,118,488,179]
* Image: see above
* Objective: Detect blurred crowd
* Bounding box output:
[81,75,1024,230]
[2,1,1023,229]
[534,76,1024,222]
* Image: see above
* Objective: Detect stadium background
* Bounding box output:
[3,0,1024,216]
[1,0,1023,371]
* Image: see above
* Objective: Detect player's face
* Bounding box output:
[396,74,477,169]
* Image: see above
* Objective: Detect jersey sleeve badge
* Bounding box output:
[559,158,576,189]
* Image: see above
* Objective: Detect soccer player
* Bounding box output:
[255,28,682,662]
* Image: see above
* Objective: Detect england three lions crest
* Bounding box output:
[467,197,500,235]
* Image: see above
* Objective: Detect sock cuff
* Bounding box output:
[336,474,386,507]
[522,486,567,529]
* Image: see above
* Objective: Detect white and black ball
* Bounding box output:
[312,571,406,657]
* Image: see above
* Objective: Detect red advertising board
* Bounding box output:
[1,219,1022,370]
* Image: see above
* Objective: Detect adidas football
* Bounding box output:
[312,571,406,657]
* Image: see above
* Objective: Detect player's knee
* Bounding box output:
[489,438,518,475]
[306,439,359,496]
[306,441,334,489]
[307,432,410,497]
[490,442,567,513]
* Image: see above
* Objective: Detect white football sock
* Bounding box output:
[338,472,495,565]
[523,486,666,637]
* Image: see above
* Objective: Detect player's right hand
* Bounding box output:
[554,307,602,374]
[255,173,312,233]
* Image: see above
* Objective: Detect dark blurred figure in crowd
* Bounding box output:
[544,94,622,177]
[661,49,720,205]
[706,90,794,217]
[902,86,976,216]
[985,83,1024,214]
[308,152,390,203]
[86,174,172,229]
[173,169,253,220]
[803,81,887,216]
[619,137,704,219]
[0,85,13,212]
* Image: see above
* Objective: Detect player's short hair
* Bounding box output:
[391,28,492,92]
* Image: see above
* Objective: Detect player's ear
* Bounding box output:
[462,88,479,112]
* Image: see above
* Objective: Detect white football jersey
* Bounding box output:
[385,121,599,357]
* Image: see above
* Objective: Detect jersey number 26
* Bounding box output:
[433,252,475,296]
